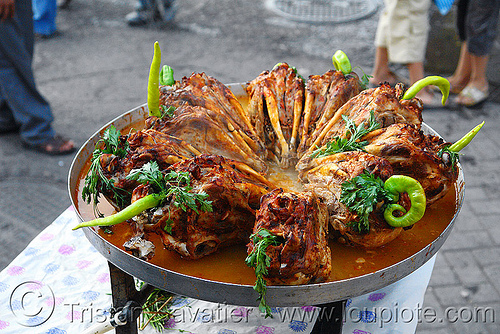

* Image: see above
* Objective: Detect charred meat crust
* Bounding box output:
[248,189,331,285]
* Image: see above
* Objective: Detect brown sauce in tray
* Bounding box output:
[74,92,458,285]
[75,154,457,286]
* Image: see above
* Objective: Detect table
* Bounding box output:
[0,207,435,333]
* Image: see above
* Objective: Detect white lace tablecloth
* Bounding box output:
[0,207,435,334]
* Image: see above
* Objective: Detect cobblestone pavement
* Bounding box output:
[0,1,499,333]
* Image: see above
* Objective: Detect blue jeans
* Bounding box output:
[0,0,55,144]
[137,0,176,21]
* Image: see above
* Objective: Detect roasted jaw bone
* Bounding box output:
[297,70,362,157]
[301,151,402,248]
[246,63,305,168]
[146,105,268,173]
[248,188,331,285]
[298,83,423,169]
[159,72,266,157]
[364,123,458,205]
[132,155,273,260]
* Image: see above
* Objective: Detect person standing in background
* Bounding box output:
[369,0,441,107]
[33,0,58,38]
[126,0,177,26]
[448,0,500,107]
[0,0,75,154]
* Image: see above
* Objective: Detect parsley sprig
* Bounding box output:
[245,229,284,318]
[340,170,394,233]
[160,105,176,118]
[82,125,130,217]
[74,161,212,231]
[127,163,213,214]
[139,288,175,332]
[127,161,212,214]
[438,146,460,172]
[126,162,213,232]
[311,111,380,158]
[351,66,372,90]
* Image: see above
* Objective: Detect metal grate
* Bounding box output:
[268,0,379,23]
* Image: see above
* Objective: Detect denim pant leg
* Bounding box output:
[139,0,176,19]
[0,99,17,131]
[138,0,153,10]
[0,67,55,145]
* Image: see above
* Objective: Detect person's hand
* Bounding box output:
[0,0,15,21]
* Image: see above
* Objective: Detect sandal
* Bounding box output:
[419,92,445,109]
[0,124,20,135]
[24,134,76,156]
[430,82,465,95]
[454,85,489,107]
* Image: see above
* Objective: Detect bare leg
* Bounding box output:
[370,47,395,85]
[468,53,489,91]
[407,62,434,104]
[447,42,471,93]
[407,61,425,86]
[454,52,489,106]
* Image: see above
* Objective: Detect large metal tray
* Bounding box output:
[68,84,465,307]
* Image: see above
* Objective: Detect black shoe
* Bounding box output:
[0,124,20,135]
[58,0,72,9]
[35,31,62,40]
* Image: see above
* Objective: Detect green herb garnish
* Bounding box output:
[160,105,176,118]
[139,288,175,332]
[245,229,284,318]
[438,121,485,171]
[311,111,380,158]
[127,162,213,214]
[354,66,372,90]
[74,161,212,230]
[340,170,394,233]
[438,146,460,171]
[82,125,130,217]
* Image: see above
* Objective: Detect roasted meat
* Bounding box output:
[246,63,304,168]
[297,70,362,157]
[364,123,458,205]
[99,129,200,206]
[301,151,403,248]
[159,72,266,157]
[247,188,331,285]
[132,155,273,260]
[146,105,267,173]
[298,83,423,167]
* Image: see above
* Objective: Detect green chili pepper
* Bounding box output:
[72,194,163,230]
[272,62,283,69]
[159,65,175,86]
[448,121,485,152]
[402,76,450,106]
[383,175,426,228]
[148,41,162,117]
[332,50,352,76]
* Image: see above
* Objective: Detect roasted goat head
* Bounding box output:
[132,155,273,260]
[301,151,403,248]
[247,188,331,285]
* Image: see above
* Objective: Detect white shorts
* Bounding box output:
[375,0,432,64]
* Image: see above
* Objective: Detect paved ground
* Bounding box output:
[0,1,499,333]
